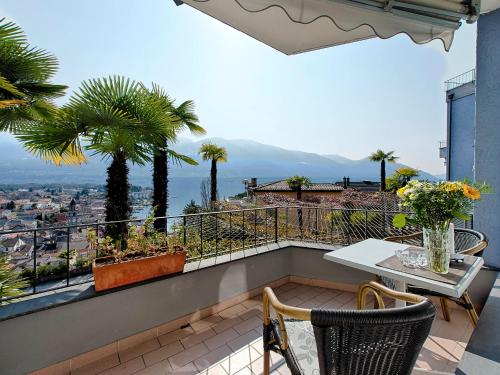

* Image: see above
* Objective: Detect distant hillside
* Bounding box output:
[0,137,437,185]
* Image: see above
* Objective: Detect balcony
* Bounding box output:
[0,207,498,375]
[28,281,476,375]
[439,141,448,161]
[444,69,476,92]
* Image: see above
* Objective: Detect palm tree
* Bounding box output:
[147,84,205,230]
[396,167,419,184]
[199,143,228,209]
[0,18,66,132]
[285,176,312,201]
[19,76,172,242]
[285,176,312,232]
[369,150,399,191]
[386,167,419,193]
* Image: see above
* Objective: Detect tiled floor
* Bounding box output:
[70,283,474,375]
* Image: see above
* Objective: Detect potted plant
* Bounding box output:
[393,180,489,274]
[90,215,186,292]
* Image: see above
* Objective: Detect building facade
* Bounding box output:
[441,70,476,181]
[441,6,500,268]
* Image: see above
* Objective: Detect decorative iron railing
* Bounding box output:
[0,206,471,302]
[445,69,476,91]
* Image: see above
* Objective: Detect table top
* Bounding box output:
[323,238,484,298]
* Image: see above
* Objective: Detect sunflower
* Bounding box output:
[463,185,481,200]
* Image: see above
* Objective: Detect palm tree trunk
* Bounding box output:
[297,187,303,231]
[105,150,130,245]
[153,148,168,231]
[210,159,217,208]
[380,159,386,191]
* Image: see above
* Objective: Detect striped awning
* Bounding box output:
[175,0,481,53]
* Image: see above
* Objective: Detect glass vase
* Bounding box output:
[423,224,452,274]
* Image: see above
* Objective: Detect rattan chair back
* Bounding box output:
[384,228,487,256]
[311,301,435,375]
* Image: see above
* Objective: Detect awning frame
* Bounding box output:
[174,0,480,25]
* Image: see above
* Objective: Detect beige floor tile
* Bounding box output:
[294,285,323,300]
[166,362,199,375]
[233,316,262,335]
[273,363,292,375]
[168,343,209,370]
[268,351,285,366]
[219,304,247,319]
[205,328,240,351]
[133,359,172,375]
[341,298,358,310]
[275,283,298,294]
[237,307,262,321]
[158,326,194,346]
[223,346,261,374]
[241,298,261,309]
[250,337,264,355]
[99,357,145,375]
[194,345,233,371]
[281,296,302,306]
[249,356,265,374]
[279,289,302,301]
[40,283,475,375]
[227,330,261,352]
[297,298,324,309]
[119,338,160,363]
[143,341,184,367]
[190,315,224,332]
[206,364,229,375]
[233,367,252,375]
[181,328,216,349]
[319,291,355,309]
[212,316,244,334]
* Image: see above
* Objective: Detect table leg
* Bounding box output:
[393,279,407,307]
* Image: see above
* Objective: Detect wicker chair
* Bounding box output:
[262,281,436,375]
[384,228,488,326]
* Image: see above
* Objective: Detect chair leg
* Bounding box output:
[461,291,479,327]
[263,350,270,375]
[440,297,451,322]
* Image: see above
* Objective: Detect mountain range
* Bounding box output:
[0,137,438,185]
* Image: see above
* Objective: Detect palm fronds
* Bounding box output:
[0,255,28,304]
[0,18,67,132]
[0,17,26,44]
[199,143,228,163]
[167,148,198,166]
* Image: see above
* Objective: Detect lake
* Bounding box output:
[133,176,278,218]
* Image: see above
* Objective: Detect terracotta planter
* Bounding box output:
[92,251,186,292]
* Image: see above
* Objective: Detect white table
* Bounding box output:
[323,238,484,307]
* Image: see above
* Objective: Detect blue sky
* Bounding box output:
[1,0,476,174]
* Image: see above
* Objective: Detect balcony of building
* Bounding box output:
[0,207,498,375]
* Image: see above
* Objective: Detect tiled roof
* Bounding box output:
[252,180,344,192]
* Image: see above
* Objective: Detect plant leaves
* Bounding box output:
[392,213,407,228]
[452,210,471,221]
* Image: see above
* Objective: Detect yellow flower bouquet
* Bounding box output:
[393,180,490,274]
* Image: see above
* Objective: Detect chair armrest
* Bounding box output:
[358,281,428,310]
[460,240,488,256]
[262,287,311,350]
